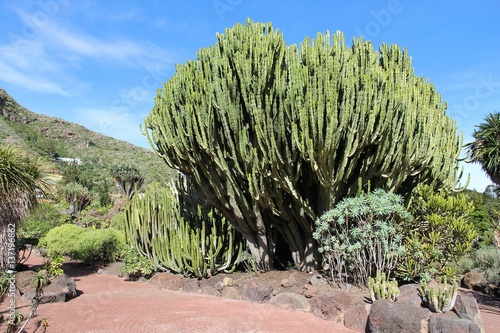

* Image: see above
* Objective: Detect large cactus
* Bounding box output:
[144,19,463,271]
[123,178,243,278]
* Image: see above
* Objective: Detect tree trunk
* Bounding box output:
[298,235,316,272]
[243,231,273,271]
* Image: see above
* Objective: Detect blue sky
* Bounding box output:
[0,0,499,192]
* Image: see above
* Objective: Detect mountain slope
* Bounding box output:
[0,87,176,185]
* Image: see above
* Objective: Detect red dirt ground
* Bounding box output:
[1,255,355,333]
[1,254,499,333]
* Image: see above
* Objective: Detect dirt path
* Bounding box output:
[469,289,500,333]
[2,255,499,332]
[2,255,355,333]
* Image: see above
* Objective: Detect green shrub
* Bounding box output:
[42,255,64,277]
[18,202,69,239]
[397,185,477,281]
[41,224,125,264]
[109,212,126,231]
[0,272,14,302]
[40,224,85,257]
[313,189,410,285]
[73,228,125,264]
[465,188,500,247]
[458,246,500,285]
[119,247,155,280]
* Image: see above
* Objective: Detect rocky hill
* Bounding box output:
[0,87,175,186]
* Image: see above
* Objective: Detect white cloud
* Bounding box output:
[0,7,176,95]
[0,60,68,95]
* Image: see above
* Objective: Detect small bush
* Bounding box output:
[42,255,64,277]
[0,272,13,302]
[313,189,410,285]
[41,225,125,264]
[119,247,154,280]
[459,246,500,285]
[109,212,126,231]
[18,202,69,239]
[40,224,85,257]
[73,228,125,264]
[397,184,477,281]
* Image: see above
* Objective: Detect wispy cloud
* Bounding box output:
[0,60,68,95]
[0,6,176,95]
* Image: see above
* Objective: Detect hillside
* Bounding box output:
[0,87,176,186]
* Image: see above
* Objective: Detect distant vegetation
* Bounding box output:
[0,87,176,187]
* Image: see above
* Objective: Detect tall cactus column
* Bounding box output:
[123,180,243,278]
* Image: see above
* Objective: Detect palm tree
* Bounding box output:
[109,163,144,200]
[58,181,92,217]
[465,112,500,186]
[0,146,44,272]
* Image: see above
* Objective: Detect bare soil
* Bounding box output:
[1,254,499,333]
[1,255,356,333]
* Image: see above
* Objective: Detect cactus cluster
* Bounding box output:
[367,271,400,302]
[123,179,243,278]
[144,19,463,270]
[419,276,458,313]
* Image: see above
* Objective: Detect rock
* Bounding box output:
[37,274,77,303]
[15,270,37,292]
[428,315,481,333]
[309,274,328,286]
[182,279,200,293]
[148,272,184,291]
[222,277,234,287]
[454,293,485,333]
[35,247,47,257]
[221,287,241,300]
[37,270,49,279]
[462,270,486,290]
[310,292,352,322]
[368,298,431,333]
[269,292,311,312]
[300,284,318,298]
[214,282,225,292]
[241,281,273,303]
[16,270,50,300]
[281,278,295,288]
[99,262,124,277]
[344,303,371,333]
[397,283,423,306]
[200,286,220,296]
[137,277,148,283]
[482,284,500,297]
